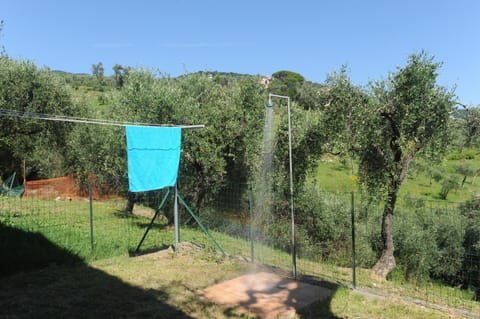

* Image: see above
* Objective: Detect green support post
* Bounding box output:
[351,191,357,289]
[177,194,226,256]
[249,187,254,263]
[134,189,170,254]
[88,181,94,254]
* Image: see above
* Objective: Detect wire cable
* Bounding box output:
[0,108,204,129]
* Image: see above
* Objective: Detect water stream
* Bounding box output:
[253,106,275,242]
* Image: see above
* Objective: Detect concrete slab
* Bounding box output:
[198,272,332,319]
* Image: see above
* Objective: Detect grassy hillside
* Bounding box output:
[314,150,480,206]
[71,85,117,115]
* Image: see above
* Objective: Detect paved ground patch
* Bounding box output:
[198,271,332,318]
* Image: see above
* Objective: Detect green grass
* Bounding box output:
[0,248,465,318]
[0,197,174,263]
[71,85,118,115]
[1,195,478,317]
[314,156,357,193]
[398,152,480,204]
[314,151,480,205]
[304,286,465,319]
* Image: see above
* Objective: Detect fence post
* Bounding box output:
[351,191,356,289]
[249,187,254,263]
[88,181,94,254]
[174,184,179,251]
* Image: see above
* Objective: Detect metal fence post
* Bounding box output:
[88,181,94,254]
[351,191,357,289]
[249,187,254,263]
[174,184,179,251]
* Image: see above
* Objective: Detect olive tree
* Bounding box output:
[112,64,129,89]
[171,73,265,214]
[464,107,480,147]
[0,20,5,55]
[454,161,477,188]
[0,56,74,179]
[114,70,264,218]
[321,53,456,278]
[91,62,105,84]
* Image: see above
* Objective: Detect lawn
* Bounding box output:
[0,246,463,319]
[1,195,478,318]
[314,151,480,205]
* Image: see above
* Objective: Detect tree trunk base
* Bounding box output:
[372,252,396,279]
[125,192,136,214]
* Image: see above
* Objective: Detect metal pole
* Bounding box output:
[268,93,296,280]
[134,189,170,254]
[351,192,357,289]
[88,181,94,254]
[287,97,297,280]
[174,184,179,251]
[177,194,226,256]
[249,187,254,263]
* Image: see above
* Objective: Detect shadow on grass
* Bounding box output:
[0,223,193,318]
[135,222,168,230]
[114,210,168,230]
[129,245,171,257]
[296,276,342,319]
[0,223,83,277]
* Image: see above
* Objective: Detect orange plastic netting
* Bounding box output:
[23,175,101,200]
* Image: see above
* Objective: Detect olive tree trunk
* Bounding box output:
[125,192,136,214]
[371,187,398,278]
[372,152,414,278]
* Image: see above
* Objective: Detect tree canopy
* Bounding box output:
[269,70,305,100]
[62,70,266,212]
[0,56,75,180]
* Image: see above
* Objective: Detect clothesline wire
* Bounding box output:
[0,108,205,129]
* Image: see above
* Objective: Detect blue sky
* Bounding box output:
[2,0,479,105]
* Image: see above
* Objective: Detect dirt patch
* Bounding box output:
[198,271,332,319]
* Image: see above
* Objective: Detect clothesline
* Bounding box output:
[0,108,205,129]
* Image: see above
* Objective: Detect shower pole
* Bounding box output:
[267,93,296,280]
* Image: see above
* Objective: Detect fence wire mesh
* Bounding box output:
[1,180,479,315]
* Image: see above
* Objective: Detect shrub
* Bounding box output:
[394,210,437,281]
[439,175,459,199]
[447,149,476,160]
[296,186,352,263]
[393,206,466,283]
[459,199,480,299]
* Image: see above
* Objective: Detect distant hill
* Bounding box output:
[51,70,91,76]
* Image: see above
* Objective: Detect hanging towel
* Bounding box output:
[126,126,182,192]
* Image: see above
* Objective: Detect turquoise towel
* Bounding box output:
[126,126,182,192]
